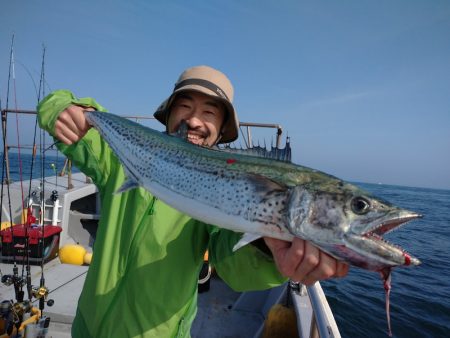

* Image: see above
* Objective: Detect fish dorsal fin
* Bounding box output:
[220,137,292,163]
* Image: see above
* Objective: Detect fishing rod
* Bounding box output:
[0,33,28,337]
[0,36,54,338]
[35,44,52,316]
[1,34,23,303]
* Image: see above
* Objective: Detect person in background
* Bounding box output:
[38,65,348,337]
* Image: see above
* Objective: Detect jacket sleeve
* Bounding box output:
[37,90,114,192]
[208,226,287,291]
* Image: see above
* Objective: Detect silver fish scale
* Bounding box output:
[143,145,288,228]
[86,111,289,228]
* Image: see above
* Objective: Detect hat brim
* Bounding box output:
[154,85,239,144]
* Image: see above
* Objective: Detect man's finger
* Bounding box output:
[56,125,82,145]
[291,241,320,282]
[55,129,74,145]
[72,106,93,132]
[263,237,291,253]
[301,251,337,285]
[280,238,307,277]
[334,262,350,278]
[57,110,84,137]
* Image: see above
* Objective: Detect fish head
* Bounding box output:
[287,179,422,271]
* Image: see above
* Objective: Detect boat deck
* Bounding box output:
[0,258,285,337]
[193,274,286,337]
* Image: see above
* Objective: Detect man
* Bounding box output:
[38,65,348,337]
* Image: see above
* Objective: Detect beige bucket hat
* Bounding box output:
[154,65,239,143]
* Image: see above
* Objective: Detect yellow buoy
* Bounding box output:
[83,252,93,265]
[1,221,12,231]
[59,244,86,265]
[262,304,298,338]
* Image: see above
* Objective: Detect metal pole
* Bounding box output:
[2,110,11,184]
[239,121,283,148]
[307,283,335,338]
[68,160,73,189]
[246,126,252,148]
[309,315,319,338]
[276,128,282,149]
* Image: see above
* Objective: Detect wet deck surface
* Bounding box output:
[193,275,262,338]
[193,273,288,338]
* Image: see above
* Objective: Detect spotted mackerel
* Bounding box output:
[85,111,421,272]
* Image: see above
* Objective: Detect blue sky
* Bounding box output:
[1,1,449,189]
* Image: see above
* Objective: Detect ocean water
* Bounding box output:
[322,182,450,338]
[3,154,449,337]
[1,151,77,183]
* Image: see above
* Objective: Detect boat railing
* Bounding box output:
[116,115,285,149]
[289,281,341,338]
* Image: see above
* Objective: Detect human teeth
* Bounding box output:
[188,134,201,140]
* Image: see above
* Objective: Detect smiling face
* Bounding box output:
[167,91,226,146]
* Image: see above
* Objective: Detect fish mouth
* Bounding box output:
[366,213,422,237]
[361,212,422,266]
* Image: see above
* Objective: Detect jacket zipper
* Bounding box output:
[148,196,157,215]
[176,317,185,338]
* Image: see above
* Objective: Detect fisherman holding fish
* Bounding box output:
[38,66,348,337]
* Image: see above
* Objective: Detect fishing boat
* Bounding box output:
[0,107,341,337]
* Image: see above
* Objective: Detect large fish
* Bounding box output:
[85,111,421,335]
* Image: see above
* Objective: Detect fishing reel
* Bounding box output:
[30,187,43,205]
[0,300,13,319]
[1,274,25,288]
[0,299,51,337]
[0,299,33,335]
[50,190,58,202]
[0,300,18,335]
[31,285,54,307]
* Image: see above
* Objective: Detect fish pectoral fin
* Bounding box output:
[246,173,287,193]
[233,233,262,251]
[115,178,140,194]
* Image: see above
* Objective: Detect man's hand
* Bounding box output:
[54,105,94,145]
[264,237,349,285]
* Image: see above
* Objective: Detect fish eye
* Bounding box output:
[351,196,371,215]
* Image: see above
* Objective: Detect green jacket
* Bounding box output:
[37,90,286,338]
